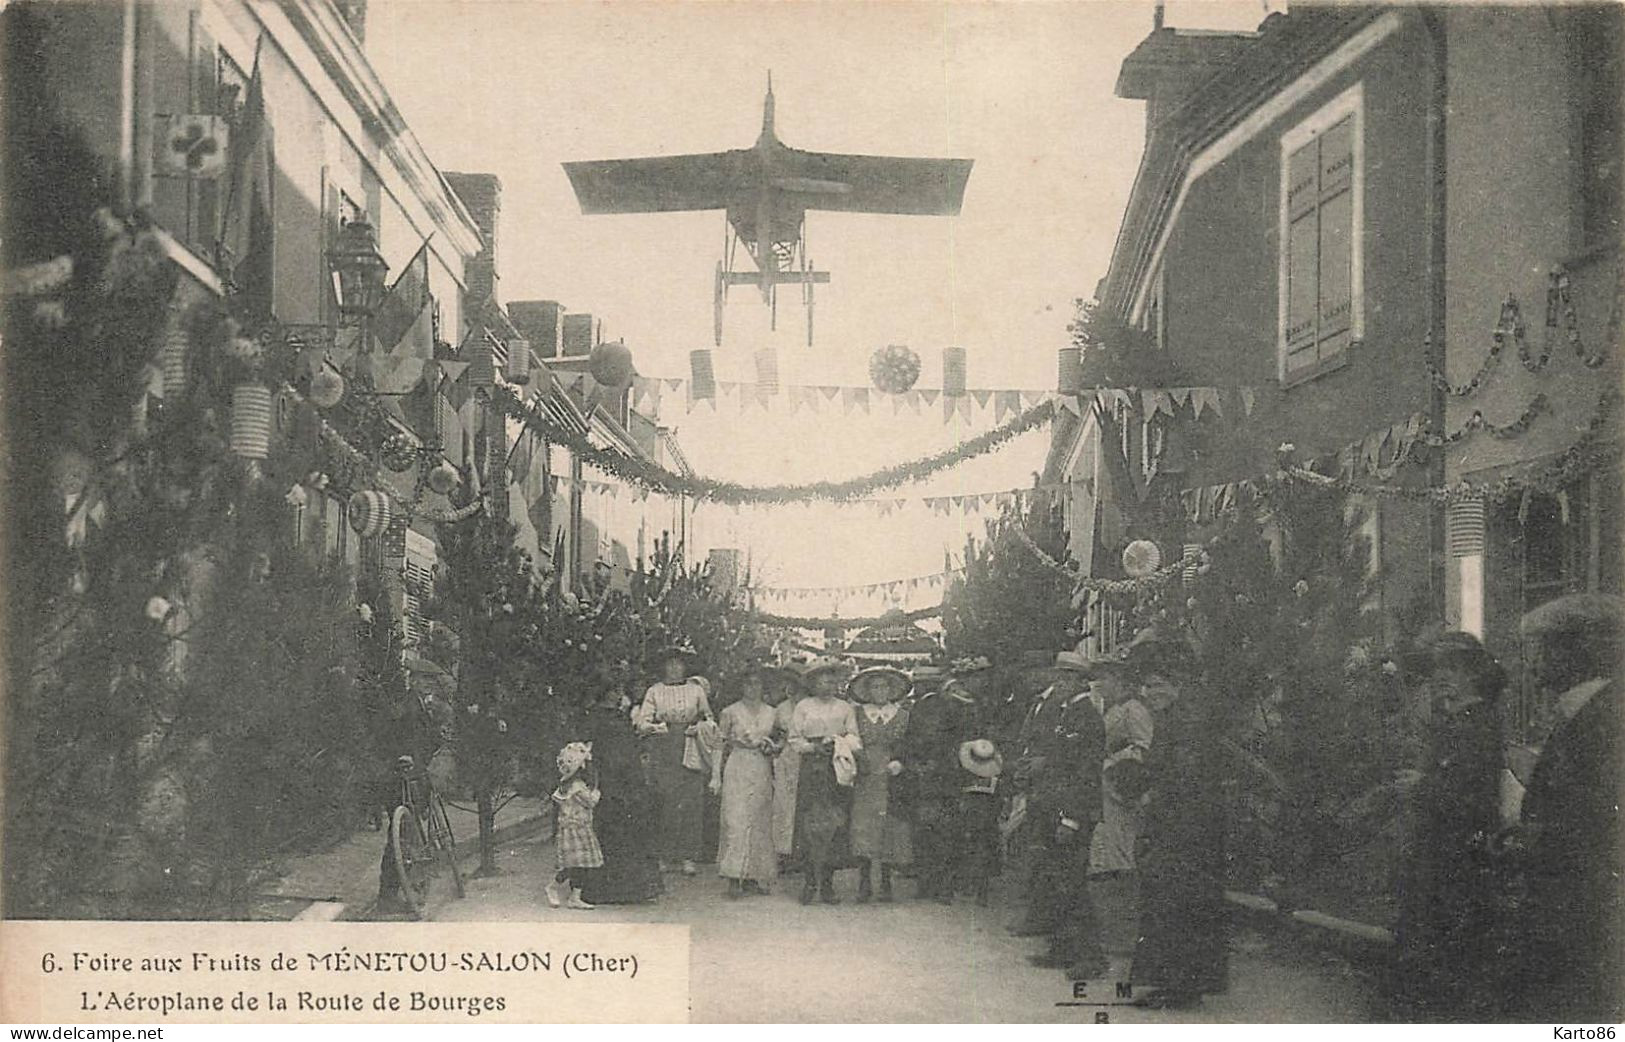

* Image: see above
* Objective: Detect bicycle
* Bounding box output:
[389,752,466,918]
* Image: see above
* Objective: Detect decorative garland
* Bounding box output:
[1549,266,1618,370]
[495,385,1056,505]
[1006,516,1183,595]
[752,604,942,629]
[1424,393,1547,447]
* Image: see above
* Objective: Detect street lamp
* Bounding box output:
[329,217,389,330]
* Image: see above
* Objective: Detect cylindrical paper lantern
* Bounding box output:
[161,320,189,400]
[229,383,272,460]
[1447,497,1487,558]
[1058,346,1083,394]
[309,368,345,409]
[504,338,532,384]
[690,349,716,400]
[754,348,779,395]
[347,490,392,538]
[1182,543,1203,586]
[427,460,460,496]
[1122,538,1162,578]
[467,339,495,389]
[589,339,635,387]
[942,347,967,398]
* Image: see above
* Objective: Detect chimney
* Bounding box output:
[508,300,565,359]
[561,313,597,358]
[333,0,367,43]
[444,172,501,308]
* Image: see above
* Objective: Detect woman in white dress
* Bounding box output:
[636,647,714,876]
[710,666,780,897]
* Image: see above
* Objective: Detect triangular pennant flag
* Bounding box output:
[1060,394,1083,417]
[996,390,1020,423]
[665,378,684,393]
[374,355,426,395]
[920,389,940,406]
[436,359,470,383]
[1241,388,1257,416]
[972,389,994,410]
[820,386,841,402]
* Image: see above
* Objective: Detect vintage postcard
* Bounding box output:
[2,0,1620,1027]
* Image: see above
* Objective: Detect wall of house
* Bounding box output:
[1157,17,1434,483]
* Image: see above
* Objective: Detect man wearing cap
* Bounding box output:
[1024,650,1109,980]
[1510,593,1622,1021]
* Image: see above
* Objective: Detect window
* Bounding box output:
[1279,84,1363,383]
[402,529,437,647]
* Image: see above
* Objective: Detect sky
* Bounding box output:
[365,1,1269,613]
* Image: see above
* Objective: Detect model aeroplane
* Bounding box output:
[562,77,973,346]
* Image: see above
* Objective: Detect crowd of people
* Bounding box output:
[516,591,1616,1020]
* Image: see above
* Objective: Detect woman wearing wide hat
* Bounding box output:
[635,644,715,877]
[709,663,782,897]
[787,656,860,904]
[847,665,914,903]
[1123,626,1228,1009]
[578,667,660,904]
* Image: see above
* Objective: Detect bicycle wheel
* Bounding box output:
[390,805,433,919]
[429,794,466,898]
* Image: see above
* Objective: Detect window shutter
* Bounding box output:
[401,532,436,646]
[1284,141,1320,370]
[1317,118,1355,361]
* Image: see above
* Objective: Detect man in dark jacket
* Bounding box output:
[903,659,989,901]
[1512,594,1622,1021]
[1010,652,1090,936]
[1026,651,1109,980]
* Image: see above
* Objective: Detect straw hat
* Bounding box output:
[801,655,852,683]
[959,738,1004,779]
[848,664,913,695]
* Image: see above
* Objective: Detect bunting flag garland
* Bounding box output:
[495,384,1056,505]
[752,604,942,629]
[750,567,963,603]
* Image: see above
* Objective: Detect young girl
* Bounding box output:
[547,741,603,910]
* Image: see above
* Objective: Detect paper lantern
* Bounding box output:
[229,384,272,460]
[690,349,716,400]
[869,345,921,394]
[427,460,460,496]
[942,347,967,397]
[348,490,392,538]
[1058,346,1083,394]
[467,339,495,389]
[1447,497,1486,558]
[589,339,635,387]
[309,368,345,409]
[504,338,532,384]
[1182,544,1203,586]
[754,348,779,395]
[1122,539,1162,578]
[160,321,189,400]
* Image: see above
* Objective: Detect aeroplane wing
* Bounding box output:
[778,149,973,215]
[563,150,756,214]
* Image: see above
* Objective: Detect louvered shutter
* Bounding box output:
[1316,117,1355,363]
[401,530,436,646]
[1284,140,1320,373]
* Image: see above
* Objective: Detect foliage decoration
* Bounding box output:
[495,385,1055,505]
[869,344,921,394]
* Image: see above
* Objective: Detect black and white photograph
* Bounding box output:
[1,0,1621,1027]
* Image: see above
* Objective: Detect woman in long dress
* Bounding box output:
[770,666,807,869]
[789,656,860,905]
[1126,631,1227,1009]
[848,666,913,903]
[636,647,714,876]
[578,675,660,905]
[710,667,781,897]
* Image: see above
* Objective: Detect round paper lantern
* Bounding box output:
[309,368,345,408]
[1122,539,1162,578]
[229,383,272,460]
[754,348,779,395]
[160,321,189,400]
[381,432,418,472]
[689,349,716,400]
[942,347,967,397]
[1058,346,1083,394]
[427,460,460,495]
[589,339,635,387]
[347,490,391,538]
[869,344,921,394]
[504,338,532,384]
